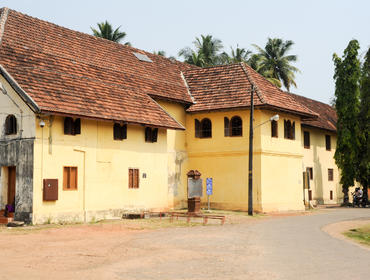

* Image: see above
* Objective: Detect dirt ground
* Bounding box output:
[322,218,370,251]
[0,210,315,280]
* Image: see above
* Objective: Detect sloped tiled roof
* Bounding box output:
[0,8,194,129]
[289,93,337,132]
[183,63,317,118]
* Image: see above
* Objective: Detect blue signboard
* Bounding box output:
[206,178,213,195]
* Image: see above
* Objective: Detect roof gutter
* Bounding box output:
[0,64,41,113]
[40,110,185,131]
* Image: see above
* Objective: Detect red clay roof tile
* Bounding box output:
[0,8,193,129]
[184,63,317,118]
[289,93,337,132]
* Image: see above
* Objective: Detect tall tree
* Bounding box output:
[248,53,282,88]
[179,35,223,67]
[91,21,130,45]
[222,46,251,63]
[333,40,361,204]
[252,38,299,91]
[356,47,370,204]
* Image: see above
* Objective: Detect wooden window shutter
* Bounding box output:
[129,169,133,188]
[70,167,77,189]
[113,123,121,140]
[271,120,278,137]
[328,169,333,181]
[292,122,295,139]
[63,167,69,189]
[64,117,74,135]
[151,128,158,142]
[326,135,331,150]
[195,119,200,138]
[133,169,139,189]
[145,127,152,142]
[284,120,287,138]
[304,131,310,148]
[122,124,127,139]
[74,119,81,135]
[224,117,230,136]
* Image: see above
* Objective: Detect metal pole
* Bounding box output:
[248,86,254,216]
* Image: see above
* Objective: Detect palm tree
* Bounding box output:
[179,34,223,67]
[252,38,299,91]
[230,46,252,63]
[247,54,282,88]
[91,21,130,45]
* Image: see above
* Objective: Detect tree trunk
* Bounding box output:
[342,186,349,205]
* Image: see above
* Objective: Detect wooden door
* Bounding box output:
[7,166,16,205]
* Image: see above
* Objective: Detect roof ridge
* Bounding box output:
[0,7,9,47]
[239,62,266,104]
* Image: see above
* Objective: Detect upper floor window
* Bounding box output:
[284,120,295,140]
[64,117,81,135]
[145,127,158,143]
[271,120,278,138]
[195,118,212,138]
[304,131,310,149]
[325,135,331,151]
[114,123,127,140]
[224,116,243,137]
[328,168,334,181]
[5,114,17,135]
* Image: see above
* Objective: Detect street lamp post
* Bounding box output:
[248,86,254,216]
[248,85,279,215]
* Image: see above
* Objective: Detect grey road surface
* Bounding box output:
[115,208,370,280]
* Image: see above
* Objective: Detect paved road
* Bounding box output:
[113,208,370,280]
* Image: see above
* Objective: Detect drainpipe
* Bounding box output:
[73,148,86,222]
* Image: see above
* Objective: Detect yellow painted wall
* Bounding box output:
[155,100,188,208]
[186,109,306,212]
[258,111,305,211]
[301,128,342,204]
[0,76,35,140]
[32,116,170,224]
[185,109,262,211]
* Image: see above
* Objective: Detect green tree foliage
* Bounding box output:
[333,40,361,204]
[252,38,299,92]
[91,21,130,45]
[178,35,223,67]
[356,47,370,202]
[221,46,251,64]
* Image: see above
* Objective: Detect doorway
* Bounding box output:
[7,166,16,206]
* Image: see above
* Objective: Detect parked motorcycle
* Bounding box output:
[352,189,363,207]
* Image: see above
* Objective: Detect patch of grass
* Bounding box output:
[344,223,370,246]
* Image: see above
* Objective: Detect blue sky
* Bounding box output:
[2,0,369,104]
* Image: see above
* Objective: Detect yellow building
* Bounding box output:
[0,8,342,224]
